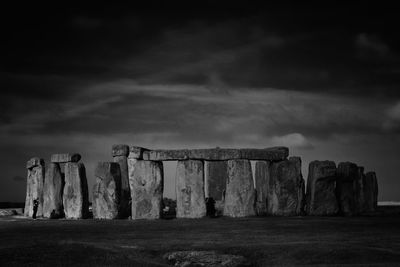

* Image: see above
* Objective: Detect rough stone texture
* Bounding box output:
[364,172,378,212]
[92,162,122,219]
[128,160,163,219]
[336,162,358,216]
[51,153,81,163]
[255,161,271,216]
[354,166,367,214]
[142,147,288,161]
[176,160,206,218]
[129,146,149,159]
[268,157,305,216]
[223,159,256,217]
[24,161,45,217]
[204,161,228,216]
[43,163,64,218]
[111,144,129,157]
[164,251,249,267]
[63,162,89,219]
[305,161,338,215]
[26,157,44,169]
[113,155,130,218]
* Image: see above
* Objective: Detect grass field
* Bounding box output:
[1,208,400,266]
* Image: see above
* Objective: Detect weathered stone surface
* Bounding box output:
[204,161,228,216]
[354,166,367,214]
[51,153,81,163]
[268,157,305,216]
[255,161,271,216]
[336,162,358,216]
[128,160,163,219]
[24,163,45,217]
[128,146,149,159]
[366,172,378,211]
[305,161,338,215]
[142,147,289,161]
[43,163,64,218]
[224,159,256,217]
[26,157,44,169]
[176,160,206,218]
[112,144,129,157]
[164,251,249,267]
[113,155,130,218]
[92,162,122,219]
[63,162,89,219]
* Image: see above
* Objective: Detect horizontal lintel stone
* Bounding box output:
[112,144,129,157]
[128,146,149,159]
[51,153,81,163]
[26,157,45,169]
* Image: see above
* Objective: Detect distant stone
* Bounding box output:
[43,163,64,218]
[204,161,228,216]
[365,172,378,211]
[354,166,367,214]
[305,161,338,215]
[24,162,45,218]
[128,146,149,159]
[255,161,271,216]
[113,155,131,218]
[51,153,81,163]
[268,157,305,216]
[176,160,206,218]
[224,159,256,217]
[63,162,89,219]
[129,160,163,219]
[112,144,129,157]
[26,157,44,169]
[164,251,249,267]
[92,162,122,219]
[336,162,358,216]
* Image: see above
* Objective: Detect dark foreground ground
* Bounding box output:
[1,207,400,266]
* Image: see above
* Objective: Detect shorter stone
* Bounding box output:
[43,163,64,218]
[164,251,249,267]
[51,153,81,163]
[26,157,44,169]
[128,146,149,159]
[112,144,129,157]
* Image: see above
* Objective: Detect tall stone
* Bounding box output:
[305,161,338,215]
[268,157,305,216]
[223,159,256,217]
[176,160,206,218]
[92,162,122,219]
[365,172,378,212]
[63,162,89,219]
[204,160,228,215]
[354,166,367,214]
[336,162,358,216]
[24,157,45,218]
[112,144,130,218]
[255,161,271,216]
[43,163,64,218]
[129,160,164,219]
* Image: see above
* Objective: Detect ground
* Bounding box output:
[1,208,400,266]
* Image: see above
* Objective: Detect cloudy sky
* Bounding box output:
[1,2,399,202]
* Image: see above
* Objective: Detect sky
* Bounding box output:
[1,2,400,202]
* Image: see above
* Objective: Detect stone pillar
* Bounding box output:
[43,163,64,218]
[336,162,358,216]
[204,160,228,216]
[63,162,89,219]
[305,161,338,215]
[364,171,378,212]
[24,157,45,218]
[268,157,305,216]
[223,159,256,217]
[112,144,131,218]
[255,161,271,216]
[176,160,206,218]
[128,159,164,219]
[354,166,367,214]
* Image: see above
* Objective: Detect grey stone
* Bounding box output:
[268,157,305,216]
[164,251,249,267]
[92,162,122,219]
[43,163,64,218]
[63,162,89,219]
[204,161,228,216]
[336,162,358,216]
[24,163,45,217]
[128,146,149,159]
[113,155,130,218]
[128,160,163,219]
[255,161,271,216]
[112,144,129,157]
[51,153,81,163]
[366,172,378,211]
[223,159,256,217]
[26,157,44,169]
[354,166,367,214]
[176,160,206,218]
[305,161,338,215]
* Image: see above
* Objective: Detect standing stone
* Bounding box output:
[24,158,45,218]
[354,166,367,214]
[255,161,271,216]
[336,162,358,216]
[112,144,130,218]
[43,163,64,218]
[224,159,256,217]
[63,162,89,219]
[268,157,305,216]
[128,160,164,219]
[92,162,122,219]
[176,160,206,218]
[204,160,228,215]
[305,161,338,215]
[364,172,378,212]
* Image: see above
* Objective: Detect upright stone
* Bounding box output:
[336,162,358,216]
[129,160,163,219]
[364,172,378,212]
[92,162,122,219]
[63,162,89,219]
[255,161,271,216]
[204,161,228,215]
[268,157,305,216]
[176,160,206,218]
[112,144,130,218]
[43,163,64,218]
[354,166,367,214]
[305,161,338,215]
[224,159,256,217]
[24,157,45,218]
